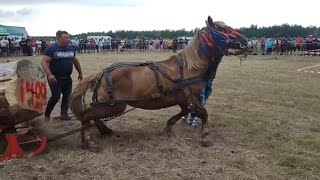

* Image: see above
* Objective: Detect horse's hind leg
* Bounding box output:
[164,104,189,136]
[94,119,115,136]
[80,104,127,151]
[80,120,100,152]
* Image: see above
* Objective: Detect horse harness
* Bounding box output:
[91,53,205,105]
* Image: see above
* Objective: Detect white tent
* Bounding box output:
[0,25,29,40]
[87,35,112,40]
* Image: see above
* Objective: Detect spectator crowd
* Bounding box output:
[1,34,320,58]
[249,35,320,55]
[0,36,190,58]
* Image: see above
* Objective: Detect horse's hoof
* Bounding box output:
[88,144,101,153]
[167,132,175,138]
[164,127,175,137]
[81,142,89,149]
[101,133,121,139]
[100,130,116,137]
[201,140,212,147]
[81,143,101,152]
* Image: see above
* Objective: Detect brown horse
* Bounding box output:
[70,16,249,151]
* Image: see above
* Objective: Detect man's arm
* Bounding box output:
[73,57,83,80]
[41,55,53,76]
[41,55,57,84]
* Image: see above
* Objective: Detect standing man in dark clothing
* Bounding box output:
[41,30,83,121]
[41,39,46,53]
[178,37,183,50]
[19,38,27,55]
[173,38,178,53]
[79,39,84,54]
[25,36,32,56]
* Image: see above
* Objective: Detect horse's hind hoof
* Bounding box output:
[201,140,212,147]
[100,130,115,137]
[81,143,101,153]
[88,145,101,153]
[167,132,176,138]
[164,127,175,137]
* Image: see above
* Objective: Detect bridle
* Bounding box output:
[198,24,249,63]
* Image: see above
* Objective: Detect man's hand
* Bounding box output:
[41,55,55,84]
[73,57,83,81]
[48,74,57,84]
[78,74,83,81]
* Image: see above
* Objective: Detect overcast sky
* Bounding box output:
[0,0,319,36]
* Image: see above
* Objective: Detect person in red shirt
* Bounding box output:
[296,36,303,52]
[309,35,315,43]
[31,39,37,56]
[276,38,282,55]
[90,38,95,52]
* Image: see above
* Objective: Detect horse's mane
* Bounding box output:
[181,30,208,70]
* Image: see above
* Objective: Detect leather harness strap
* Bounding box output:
[103,69,114,104]
[148,61,164,93]
[92,53,200,105]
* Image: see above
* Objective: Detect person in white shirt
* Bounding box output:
[95,38,98,52]
[74,38,80,53]
[0,37,9,57]
[36,40,42,54]
[98,39,103,52]
[106,38,111,51]
[251,37,258,52]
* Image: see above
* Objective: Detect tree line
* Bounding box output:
[72,28,201,40]
[55,24,319,39]
[238,24,320,38]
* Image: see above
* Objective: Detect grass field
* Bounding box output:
[0,52,319,180]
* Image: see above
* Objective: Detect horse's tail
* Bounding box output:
[70,72,103,120]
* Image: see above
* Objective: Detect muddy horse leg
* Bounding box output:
[80,104,127,151]
[80,120,100,152]
[94,119,115,136]
[192,99,211,147]
[164,104,189,136]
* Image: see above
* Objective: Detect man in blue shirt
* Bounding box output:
[41,30,83,121]
[183,50,223,126]
[266,38,274,55]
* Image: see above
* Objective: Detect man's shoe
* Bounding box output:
[187,117,195,126]
[43,116,50,122]
[60,115,71,121]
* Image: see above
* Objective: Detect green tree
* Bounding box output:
[69,25,320,40]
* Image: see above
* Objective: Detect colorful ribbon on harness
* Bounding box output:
[199,30,230,58]
[199,25,245,58]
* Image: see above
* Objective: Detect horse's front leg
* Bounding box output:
[192,100,212,147]
[164,104,189,136]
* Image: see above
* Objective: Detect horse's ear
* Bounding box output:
[207,16,214,27]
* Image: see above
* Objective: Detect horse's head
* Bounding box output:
[200,16,249,59]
